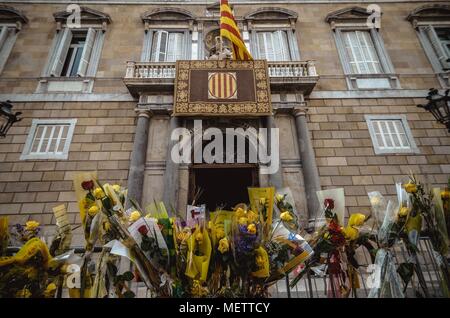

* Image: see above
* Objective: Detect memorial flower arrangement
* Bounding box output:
[367,175,450,298]
[290,193,373,298]
[1,173,448,298]
[0,217,72,298]
[66,180,314,298]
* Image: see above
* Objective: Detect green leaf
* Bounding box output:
[397,262,414,287]
[122,271,134,281]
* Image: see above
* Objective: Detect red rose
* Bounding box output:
[328,220,341,233]
[81,180,94,190]
[324,198,334,210]
[138,225,148,236]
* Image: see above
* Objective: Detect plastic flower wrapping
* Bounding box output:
[1,173,449,298]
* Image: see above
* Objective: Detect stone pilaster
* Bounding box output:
[163,114,180,215]
[293,106,321,223]
[126,108,152,209]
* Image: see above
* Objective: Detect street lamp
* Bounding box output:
[418,89,450,132]
[0,101,22,138]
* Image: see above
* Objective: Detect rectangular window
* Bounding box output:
[44,27,102,78]
[342,30,382,74]
[20,119,77,160]
[365,115,419,154]
[151,31,184,62]
[257,31,291,61]
[61,31,86,77]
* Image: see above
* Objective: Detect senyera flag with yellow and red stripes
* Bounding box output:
[220,0,253,60]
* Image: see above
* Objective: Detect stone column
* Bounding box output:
[126,108,152,209]
[293,107,321,223]
[163,115,180,215]
[266,115,283,189]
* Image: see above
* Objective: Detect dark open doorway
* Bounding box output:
[188,164,259,211]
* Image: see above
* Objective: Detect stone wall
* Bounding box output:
[309,97,450,216]
[0,101,136,230]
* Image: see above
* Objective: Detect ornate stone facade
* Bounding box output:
[0,1,449,244]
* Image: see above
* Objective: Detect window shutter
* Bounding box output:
[49,28,72,77]
[274,31,290,61]
[167,32,183,62]
[77,28,96,77]
[141,30,153,62]
[86,31,105,77]
[423,26,450,70]
[151,30,169,62]
[0,26,8,51]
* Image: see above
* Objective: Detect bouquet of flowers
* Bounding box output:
[290,189,373,298]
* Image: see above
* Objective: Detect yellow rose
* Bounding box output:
[398,207,410,218]
[195,231,203,243]
[215,228,225,240]
[16,289,32,298]
[404,182,418,194]
[256,255,265,268]
[238,217,248,225]
[93,187,105,199]
[103,221,111,232]
[247,223,257,235]
[280,211,294,222]
[348,213,366,227]
[177,229,190,242]
[44,283,57,298]
[218,237,229,254]
[275,194,284,203]
[88,205,99,217]
[441,190,450,200]
[129,210,141,223]
[235,207,246,219]
[25,220,40,231]
[112,184,121,192]
[247,210,258,223]
[343,226,359,241]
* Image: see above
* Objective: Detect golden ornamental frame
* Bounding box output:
[173,60,272,117]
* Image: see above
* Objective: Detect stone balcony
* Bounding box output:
[123,60,319,97]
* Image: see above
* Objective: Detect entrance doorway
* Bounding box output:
[188,164,259,211]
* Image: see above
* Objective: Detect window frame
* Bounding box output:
[20,119,77,160]
[365,115,419,155]
[333,26,399,90]
[255,30,292,62]
[142,28,191,62]
[250,27,300,61]
[416,24,450,87]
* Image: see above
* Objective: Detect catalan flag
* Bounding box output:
[220,0,253,60]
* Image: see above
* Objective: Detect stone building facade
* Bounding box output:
[0,0,449,240]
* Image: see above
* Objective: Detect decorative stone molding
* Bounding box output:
[53,6,111,30]
[0,4,28,30]
[406,4,450,28]
[134,107,153,119]
[244,7,298,26]
[141,7,195,30]
[325,6,381,30]
[292,107,308,117]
